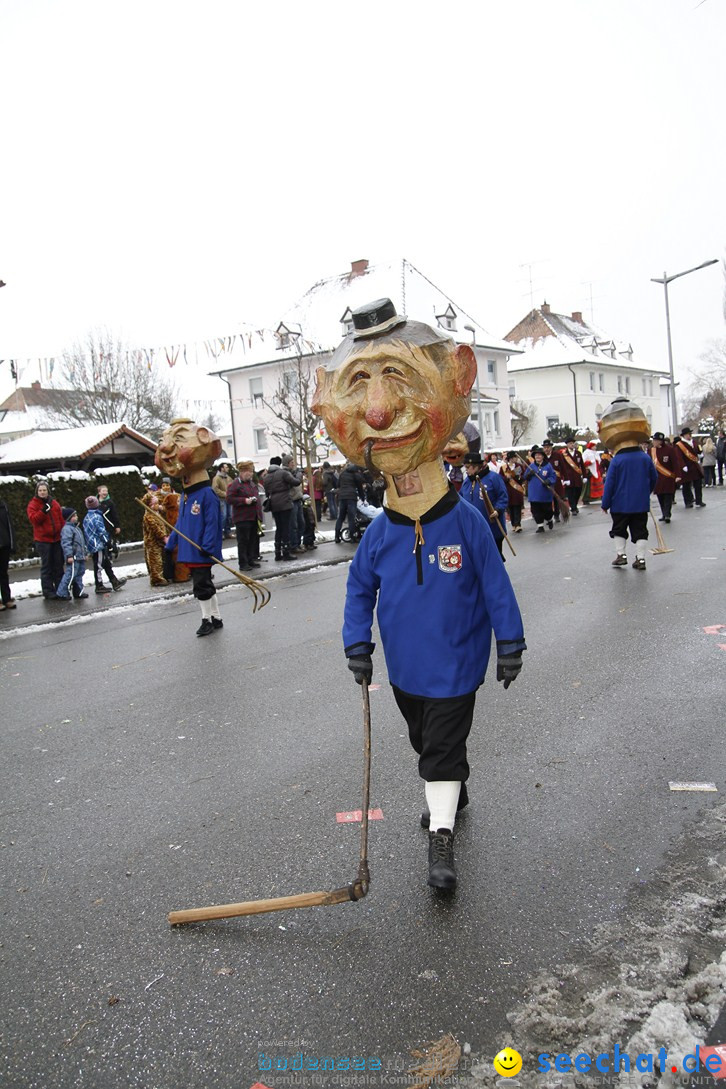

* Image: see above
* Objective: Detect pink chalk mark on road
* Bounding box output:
[336,808,384,823]
[703,625,726,634]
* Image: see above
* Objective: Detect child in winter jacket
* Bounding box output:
[83,497,126,594]
[56,508,89,600]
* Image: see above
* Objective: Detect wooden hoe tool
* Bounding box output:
[649,510,674,555]
[480,485,516,556]
[167,681,373,925]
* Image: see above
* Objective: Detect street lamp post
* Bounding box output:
[651,259,718,437]
[463,324,483,444]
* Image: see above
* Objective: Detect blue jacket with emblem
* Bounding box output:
[460,468,509,539]
[165,481,223,564]
[343,490,526,699]
[601,448,657,513]
[523,461,557,503]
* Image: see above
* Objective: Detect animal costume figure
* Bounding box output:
[142,493,168,586]
[160,491,191,582]
[312,298,526,892]
[158,418,224,636]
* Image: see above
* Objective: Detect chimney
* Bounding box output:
[32,380,41,390]
[571,311,583,324]
[541,301,551,314]
[350,259,369,277]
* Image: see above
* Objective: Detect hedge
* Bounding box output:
[1,467,151,559]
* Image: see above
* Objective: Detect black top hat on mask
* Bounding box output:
[351,298,408,340]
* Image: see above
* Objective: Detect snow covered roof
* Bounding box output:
[213,258,517,375]
[504,304,667,375]
[0,422,156,468]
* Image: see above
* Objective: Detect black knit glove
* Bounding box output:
[496,655,522,689]
[347,655,373,686]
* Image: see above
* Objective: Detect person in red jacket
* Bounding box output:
[26,480,65,599]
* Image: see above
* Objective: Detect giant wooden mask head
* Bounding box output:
[311,299,476,477]
[155,417,222,484]
[597,398,651,455]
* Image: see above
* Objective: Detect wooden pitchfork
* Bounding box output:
[479,483,516,556]
[167,680,373,925]
[649,510,674,555]
[134,497,270,613]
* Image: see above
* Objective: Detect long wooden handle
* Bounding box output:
[480,485,516,556]
[168,884,354,925]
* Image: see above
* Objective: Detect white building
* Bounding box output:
[503,303,671,439]
[213,258,520,464]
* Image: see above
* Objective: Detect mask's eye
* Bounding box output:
[350,369,369,384]
[382,365,404,377]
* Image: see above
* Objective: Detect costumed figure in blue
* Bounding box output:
[157,417,225,636]
[523,448,558,531]
[460,452,509,558]
[598,398,657,571]
[312,299,526,891]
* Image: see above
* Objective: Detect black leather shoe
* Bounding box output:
[428,829,457,889]
[211,617,223,629]
[249,561,261,568]
[111,577,126,590]
[74,592,89,599]
[196,619,214,637]
[95,584,112,594]
[421,783,469,829]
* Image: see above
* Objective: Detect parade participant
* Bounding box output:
[501,451,526,532]
[650,432,678,523]
[560,436,586,515]
[83,497,126,594]
[582,441,603,503]
[27,480,65,599]
[141,492,169,586]
[158,417,224,636]
[460,452,508,558]
[55,508,89,600]
[523,448,557,531]
[160,490,191,582]
[312,298,526,892]
[442,432,468,492]
[227,460,261,571]
[598,398,657,570]
[541,439,564,522]
[97,484,121,559]
[674,427,705,508]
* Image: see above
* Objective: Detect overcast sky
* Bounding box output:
[1,0,724,408]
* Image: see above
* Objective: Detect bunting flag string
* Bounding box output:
[165,346,180,368]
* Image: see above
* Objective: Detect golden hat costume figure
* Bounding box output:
[598,398,658,571]
[312,299,527,892]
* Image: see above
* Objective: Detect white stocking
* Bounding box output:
[425,781,461,833]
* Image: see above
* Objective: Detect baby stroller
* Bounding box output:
[340,498,382,542]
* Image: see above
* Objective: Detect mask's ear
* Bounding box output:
[196,426,211,446]
[452,344,477,397]
[311,366,332,416]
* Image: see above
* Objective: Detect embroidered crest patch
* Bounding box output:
[437,545,462,572]
[191,500,201,515]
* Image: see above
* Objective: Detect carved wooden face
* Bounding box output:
[442,432,469,466]
[155,418,222,479]
[312,339,476,476]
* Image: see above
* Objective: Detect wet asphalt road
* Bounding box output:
[1,494,725,1088]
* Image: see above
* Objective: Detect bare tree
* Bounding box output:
[510,399,537,445]
[263,351,328,520]
[49,329,181,441]
[683,339,726,430]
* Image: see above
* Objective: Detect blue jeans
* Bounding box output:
[289,500,305,550]
[56,559,85,598]
[326,489,338,520]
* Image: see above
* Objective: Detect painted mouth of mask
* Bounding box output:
[365,421,425,451]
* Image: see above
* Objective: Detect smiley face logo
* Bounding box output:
[493,1047,522,1077]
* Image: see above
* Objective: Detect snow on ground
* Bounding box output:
[455,802,726,1089]
[8,530,339,599]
